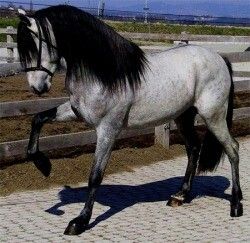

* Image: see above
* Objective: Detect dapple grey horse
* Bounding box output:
[17,5,242,235]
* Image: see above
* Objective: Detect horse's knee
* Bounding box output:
[232,138,239,152]
[32,113,43,128]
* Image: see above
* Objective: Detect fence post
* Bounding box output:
[7,26,14,63]
[155,123,170,149]
[179,31,189,45]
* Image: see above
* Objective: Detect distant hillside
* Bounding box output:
[105,0,250,18]
[1,0,250,18]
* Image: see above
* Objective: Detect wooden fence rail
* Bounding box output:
[121,32,250,43]
[1,27,250,41]
[0,97,69,118]
[0,107,249,162]
[0,79,248,118]
[0,127,155,162]
[0,27,249,164]
[0,27,250,63]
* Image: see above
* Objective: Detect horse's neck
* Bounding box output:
[65,72,102,96]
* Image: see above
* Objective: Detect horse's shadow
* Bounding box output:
[46,176,230,229]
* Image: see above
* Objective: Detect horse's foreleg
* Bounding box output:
[27,101,76,177]
[167,107,200,207]
[64,118,124,235]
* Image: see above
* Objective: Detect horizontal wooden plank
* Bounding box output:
[233,107,250,120]
[0,127,154,161]
[0,78,249,118]
[142,46,250,63]
[170,107,250,130]
[0,106,248,161]
[0,28,249,42]
[221,52,250,63]
[233,71,250,78]
[0,42,17,48]
[0,57,18,62]
[0,106,249,162]
[0,28,17,35]
[194,107,250,125]
[234,80,250,92]
[0,62,22,77]
[0,97,69,118]
[120,32,250,43]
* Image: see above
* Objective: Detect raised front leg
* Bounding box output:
[27,101,77,177]
[64,117,124,235]
[168,107,201,207]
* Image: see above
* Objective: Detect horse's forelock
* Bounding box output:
[17,21,39,68]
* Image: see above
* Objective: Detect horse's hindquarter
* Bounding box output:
[127,45,231,128]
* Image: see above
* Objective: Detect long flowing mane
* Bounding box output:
[17,5,148,92]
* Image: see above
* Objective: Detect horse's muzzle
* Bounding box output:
[31,84,49,95]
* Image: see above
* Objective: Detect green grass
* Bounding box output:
[107,21,250,36]
[0,17,19,28]
[0,18,249,43]
[0,18,19,42]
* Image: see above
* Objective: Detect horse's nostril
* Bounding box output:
[31,86,42,95]
[30,84,49,95]
[42,84,49,93]
[31,86,38,94]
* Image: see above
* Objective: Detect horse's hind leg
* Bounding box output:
[27,101,77,177]
[199,105,243,217]
[167,107,201,207]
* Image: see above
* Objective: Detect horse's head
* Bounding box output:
[17,10,59,95]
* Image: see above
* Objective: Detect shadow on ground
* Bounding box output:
[46,176,230,229]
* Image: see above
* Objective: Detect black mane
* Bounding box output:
[17,5,148,92]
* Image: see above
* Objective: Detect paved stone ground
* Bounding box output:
[0,136,249,242]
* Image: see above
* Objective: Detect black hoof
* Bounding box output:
[64,216,89,235]
[230,203,243,217]
[167,196,184,207]
[27,151,51,177]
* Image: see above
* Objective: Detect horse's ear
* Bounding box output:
[18,9,27,16]
[18,9,32,27]
[18,11,29,26]
[18,11,38,34]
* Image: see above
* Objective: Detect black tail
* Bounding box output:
[197,57,234,173]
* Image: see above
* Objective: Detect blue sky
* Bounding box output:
[3,0,250,18]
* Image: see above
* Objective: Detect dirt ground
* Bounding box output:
[0,73,67,102]
[0,73,249,196]
[0,142,186,196]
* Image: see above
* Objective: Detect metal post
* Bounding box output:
[98,0,105,18]
[144,0,149,24]
[29,0,33,12]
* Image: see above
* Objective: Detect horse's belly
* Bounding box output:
[127,79,193,128]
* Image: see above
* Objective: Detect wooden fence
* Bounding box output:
[0,27,250,163]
